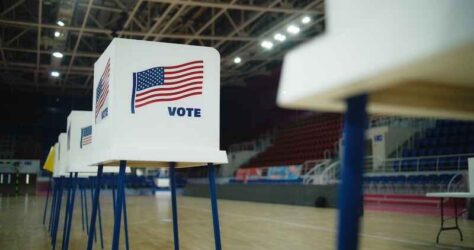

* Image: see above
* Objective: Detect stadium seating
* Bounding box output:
[395,120,474,171]
[242,113,342,168]
[364,173,465,194]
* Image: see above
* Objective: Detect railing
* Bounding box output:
[302,159,338,185]
[371,153,473,173]
[302,159,328,175]
[369,116,436,129]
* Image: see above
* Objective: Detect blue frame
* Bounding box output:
[337,95,367,250]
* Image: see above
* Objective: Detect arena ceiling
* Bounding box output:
[0,0,324,94]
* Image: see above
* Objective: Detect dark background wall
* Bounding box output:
[183,183,338,208]
[0,70,305,163]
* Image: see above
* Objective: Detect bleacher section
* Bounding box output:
[242,113,342,168]
[364,173,465,194]
[393,120,474,172]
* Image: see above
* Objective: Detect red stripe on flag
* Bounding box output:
[164,60,203,70]
[135,92,202,108]
[135,86,202,103]
[135,81,202,97]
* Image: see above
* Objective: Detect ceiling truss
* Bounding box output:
[0,0,324,94]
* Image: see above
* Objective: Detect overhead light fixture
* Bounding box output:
[51,71,60,78]
[287,25,301,35]
[301,16,311,24]
[261,40,274,50]
[233,57,242,64]
[273,33,286,42]
[52,52,63,58]
[54,31,61,38]
[57,20,65,27]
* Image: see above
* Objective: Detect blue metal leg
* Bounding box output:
[169,162,180,250]
[112,175,116,217]
[62,173,73,250]
[80,179,85,232]
[87,165,104,250]
[52,177,65,250]
[89,179,97,243]
[97,186,104,250]
[84,182,89,236]
[337,95,367,250]
[63,173,78,250]
[90,175,105,249]
[208,163,222,250]
[43,177,51,225]
[48,178,58,233]
[123,184,130,250]
[111,161,127,250]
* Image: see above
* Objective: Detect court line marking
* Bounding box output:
[180,205,467,250]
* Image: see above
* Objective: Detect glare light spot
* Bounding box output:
[273,33,286,42]
[287,25,301,35]
[51,71,60,77]
[261,40,274,50]
[302,16,311,24]
[52,52,63,58]
[233,57,242,64]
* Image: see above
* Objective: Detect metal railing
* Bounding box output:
[370,153,473,173]
[369,116,435,129]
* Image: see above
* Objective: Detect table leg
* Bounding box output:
[48,178,57,232]
[208,163,222,250]
[87,165,103,250]
[111,161,127,250]
[436,198,444,244]
[62,173,73,250]
[336,95,367,250]
[64,173,78,250]
[43,177,51,225]
[170,162,180,250]
[454,198,463,241]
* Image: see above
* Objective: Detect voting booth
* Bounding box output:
[90,38,227,168]
[88,38,227,250]
[43,146,56,173]
[276,0,474,249]
[66,110,129,174]
[278,0,474,120]
[53,136,68,178]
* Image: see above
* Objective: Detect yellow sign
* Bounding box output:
[43,146,56,173]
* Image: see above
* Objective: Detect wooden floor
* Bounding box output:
[0,194,473,250]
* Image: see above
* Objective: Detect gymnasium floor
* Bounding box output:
[0,194,473,250]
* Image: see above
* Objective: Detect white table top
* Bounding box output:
[277,0,474,120]
[426,192,474,198]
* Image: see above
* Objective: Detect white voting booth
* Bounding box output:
[276,0,474,249]
[54,134,68,177]
[278,0,474,120]
[90,38,227,168]
[66,110,128,174]
[52,143,61,178]
[88,38,227,250]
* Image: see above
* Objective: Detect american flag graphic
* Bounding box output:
[95,58,110,121]
[131,60,203,113]
[80,126,92,149]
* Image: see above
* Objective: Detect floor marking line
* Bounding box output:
[180,205,463,250]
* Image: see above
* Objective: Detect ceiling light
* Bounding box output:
[301,16,311,24]
[287,25,301,35]
[273,33,286,42]
[54,31,61,37]
[51,71,60,78]
[260,40,274,50]
[233,57,242,64]
[57,20,65,27]
[52,52,63,58]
